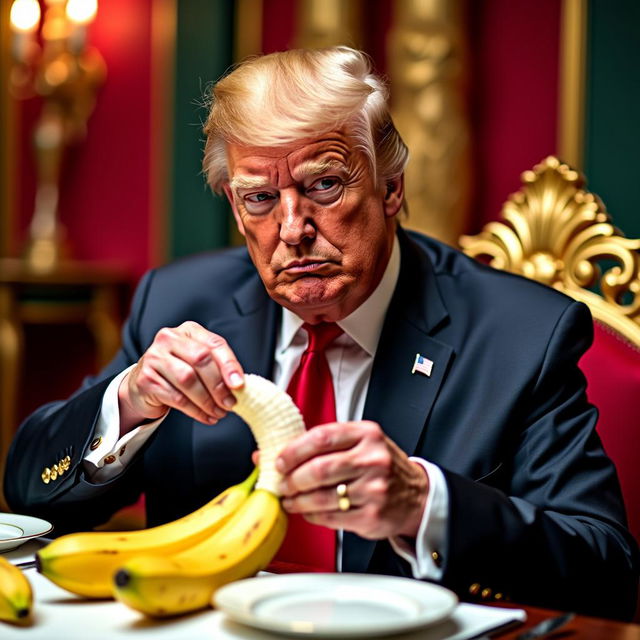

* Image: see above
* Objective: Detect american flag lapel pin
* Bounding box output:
[412,353,433,377]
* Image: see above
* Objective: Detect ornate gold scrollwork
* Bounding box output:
[460,156,640,345]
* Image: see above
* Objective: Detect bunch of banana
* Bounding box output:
[0,556,32,625]
[112,374,305,617]
[36,466,258,597]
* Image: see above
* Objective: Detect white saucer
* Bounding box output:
[214,573,458,638]
[0,513,53,552]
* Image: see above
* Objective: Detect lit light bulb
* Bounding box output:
[9,0,41,33]
[65,0,98,26]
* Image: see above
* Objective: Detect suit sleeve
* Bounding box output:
[3,270,157,533]
[439,301,639,620]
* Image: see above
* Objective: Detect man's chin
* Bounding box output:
[271,278,347,315]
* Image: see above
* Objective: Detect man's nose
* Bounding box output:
[278,190,316,245]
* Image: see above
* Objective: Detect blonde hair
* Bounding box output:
[202,46,408,194]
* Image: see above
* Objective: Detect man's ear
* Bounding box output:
[383,174,404,218]
[223,183,246,237]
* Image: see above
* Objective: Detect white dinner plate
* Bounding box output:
[214,573,458,638]
[0,513,53,552]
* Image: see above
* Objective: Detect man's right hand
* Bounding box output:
[117,321,244,435]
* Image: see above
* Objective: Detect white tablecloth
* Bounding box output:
[3,540,526,639]
[1,567,525,639]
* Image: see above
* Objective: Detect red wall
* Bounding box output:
[469,0,561,229]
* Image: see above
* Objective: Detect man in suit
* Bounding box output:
[5,46,638,619]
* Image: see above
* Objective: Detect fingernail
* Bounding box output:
[207,416,218,424]
[229,373,244,388]
[222,395,236,409]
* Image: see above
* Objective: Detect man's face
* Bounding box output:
[223,131,403,323]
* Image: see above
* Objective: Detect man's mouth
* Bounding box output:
[279,259,332,275]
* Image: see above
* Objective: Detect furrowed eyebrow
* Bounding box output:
[230,175,271,191]
[295,160,348,180]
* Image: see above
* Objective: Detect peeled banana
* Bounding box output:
[112,488,287,616]
[0,556,32,624]
[232,374,306,494]
[111,374,305,617]
[36,467,258,598]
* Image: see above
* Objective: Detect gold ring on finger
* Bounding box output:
[336,483,351,512]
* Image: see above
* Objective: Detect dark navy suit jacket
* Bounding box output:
[5,228,639,619]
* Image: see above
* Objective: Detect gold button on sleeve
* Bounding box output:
[103,454,116,464]
[481,588,492,600]
[57,460,65,475]
[468,583,481,596]
[41,468,51,484]
[90,437,102,451]
[50,464,58,481]
[431,550,442,567]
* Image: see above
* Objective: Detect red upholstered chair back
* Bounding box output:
[459,157,640,549]
[580,323,640,543]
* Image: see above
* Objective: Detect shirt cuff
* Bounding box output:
[82,365,166,482]
[388,458,449,581]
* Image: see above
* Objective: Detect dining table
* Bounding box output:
[2,539,639,639]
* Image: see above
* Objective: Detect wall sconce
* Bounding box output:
[9,0,106,273]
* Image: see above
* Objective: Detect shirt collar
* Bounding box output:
[279,235,401,356]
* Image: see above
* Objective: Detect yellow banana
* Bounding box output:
[111,375,305,617]
[36,467,258,598]
[112,488,286,617]
[0,556,33,625]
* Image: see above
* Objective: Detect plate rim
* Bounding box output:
[214,572,458,638]
[0,513,53,545]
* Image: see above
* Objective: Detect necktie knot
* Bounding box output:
[302,322,343,353]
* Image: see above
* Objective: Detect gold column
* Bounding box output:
[235,0,263,62]
[388,0,471,244]
[558,0,588,169]
[295,0,363,49]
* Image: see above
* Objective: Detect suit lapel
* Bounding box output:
[343,229,455,573]
[206,274,280,378]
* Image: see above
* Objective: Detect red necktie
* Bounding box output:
[269,322,343,573]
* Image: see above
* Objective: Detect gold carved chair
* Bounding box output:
[460,156,640,547]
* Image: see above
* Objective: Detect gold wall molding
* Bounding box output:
[388,0,471,245]
[558,0,588,169]
[295,0,363,50]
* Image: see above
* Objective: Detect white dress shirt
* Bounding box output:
[83,236,448,579]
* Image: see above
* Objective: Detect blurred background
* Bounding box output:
[1,0,639,483]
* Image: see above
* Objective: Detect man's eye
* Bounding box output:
[307,177,343,203]
[310,178,339,192]
[246,192,275,203]
[242,191,277,215]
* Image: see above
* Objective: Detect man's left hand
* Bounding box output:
[276,421,429,540]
